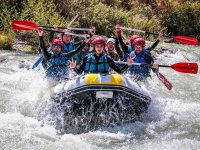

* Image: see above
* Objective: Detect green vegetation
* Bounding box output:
[0,0,67,50]
[161,1,200,40]
[0,0,199,50]
[0,33,13,50]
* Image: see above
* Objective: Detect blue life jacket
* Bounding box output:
[85,53,109,73]
[76,49,92,65]
[121,45,134,62]
[62,42,74,53]
[46,52,68,79]
[63,41,82,65]
[128,45,134,53]
[129,50,152,76]
[120,52,129,62]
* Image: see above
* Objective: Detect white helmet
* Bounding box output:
[106,38,115,44]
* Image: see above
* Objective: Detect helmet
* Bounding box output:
[125,39,130,46]
[130,35,140,45]
[106,38,115,44]
[92,36,106,45]
[134,38,145,47]
[63,29,71,35]
[57,33,62,39]
[51,39,63,47]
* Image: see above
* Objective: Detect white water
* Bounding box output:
[0,44,200,150]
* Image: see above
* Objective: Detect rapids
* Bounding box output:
[0,44,200,150]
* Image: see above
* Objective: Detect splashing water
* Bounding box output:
[0,44,200,150]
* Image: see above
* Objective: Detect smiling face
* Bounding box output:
[107,41,114,51]
[134,45,143,54]
[52,45,62,53]
[95,44,104,55]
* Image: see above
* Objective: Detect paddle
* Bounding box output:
[120,27,198,46]
[67,12,81,28]
[12,20,91,38]
[156,72,173,90]
[32,55,44,69]
[68,27,90,31]
[31,12,81,69]
[115,61,198,74]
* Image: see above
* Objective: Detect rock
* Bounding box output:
[0,55,7,62]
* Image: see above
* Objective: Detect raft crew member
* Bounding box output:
[129,37,158,80]
[38,29,85,81]
[106,38,120,61]
[74,33,95,66]
[69,36,134,74]
[115,25,162,61]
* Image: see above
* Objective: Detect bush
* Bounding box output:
[56,0,164,40]
[0,0,68,51]
[0,32,14,50]
[161,1,200,40]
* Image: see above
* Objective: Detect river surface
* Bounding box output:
[0,44,200,150]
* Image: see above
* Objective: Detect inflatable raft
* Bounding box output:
[51,73,152,133]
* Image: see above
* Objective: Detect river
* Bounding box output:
[0,44,200,150]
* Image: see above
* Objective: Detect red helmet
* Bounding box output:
[63,29,71,35]
[51,39,63,47]
[92,36,106,45]
[57,33,62,39]
[134,38,145,47]
[130,35,140,45]
[125,39,130,46]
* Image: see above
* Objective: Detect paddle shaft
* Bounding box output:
[41,28,87,38]
[115,62,188,69]
[120,27,170,37]
[115,61,150,67]
[32,12,81,69]
[120,26,198,46]
[115,61,179,68]
[67,12,80,28]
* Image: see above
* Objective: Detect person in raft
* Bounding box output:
[38,29,86,81]
[69,36,134,74]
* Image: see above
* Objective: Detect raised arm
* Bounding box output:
[115,37,124,58]
[38,30,51,62]
[146,33,163,51]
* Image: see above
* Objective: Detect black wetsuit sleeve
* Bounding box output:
[39,36,51,61]
[48,31,55,44]
[107,57,128,74]
[117,34,129,53]
[145,55,154,64]
[73,56,87,74]
[115,37,123,58]
[146,40,160,51]
[74,41,83,49]
[66,41,86,59]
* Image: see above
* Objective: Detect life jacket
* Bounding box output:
[76,49,92,65]
[129,50,152,76]
[62,42,74,53]
[120,45,134,62]
[63,41,81,65]
[128,45,134,53]
[46,52,68,78]
[85,53,109,73]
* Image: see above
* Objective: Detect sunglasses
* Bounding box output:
[53,45,61,49]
